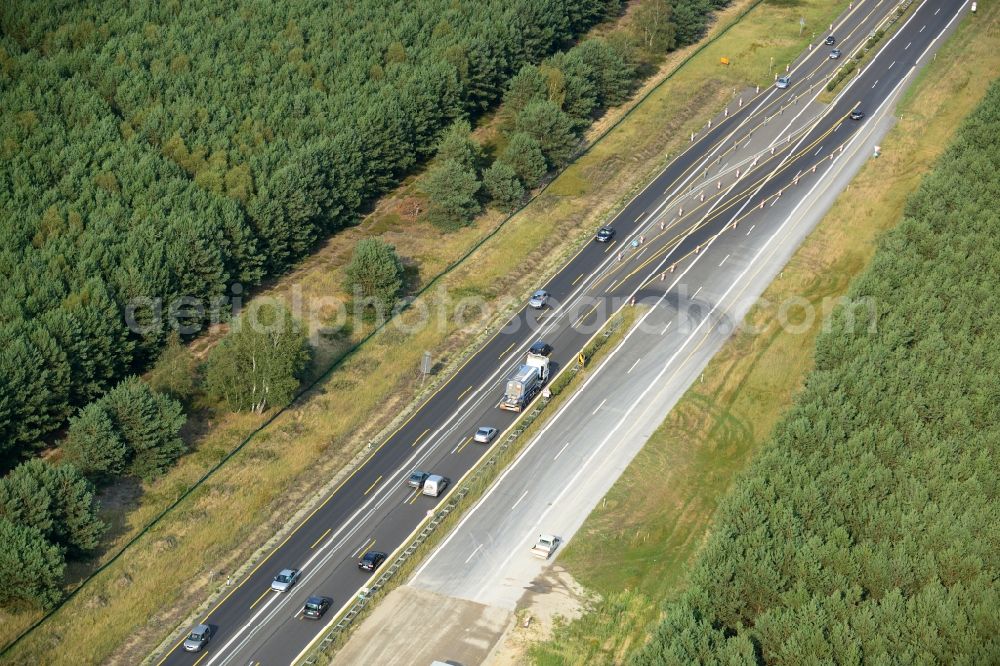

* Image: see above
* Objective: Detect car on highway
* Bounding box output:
[422,474,449,497]
[358,550,388,572]
[407,470,429,488]
[850,109,865,120]
[775,76,790,89]
[528,290,550,309]
[529,340,553,356]
[183,624,213,652]
[594,226,616,242]
[473,426,498,443]
[829,49,842,59]
[825,35,836,45]
[302,596,332,619]
[271,568,301,592]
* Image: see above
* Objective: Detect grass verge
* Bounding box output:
[0,0,855,662]
[529,3,1000,664]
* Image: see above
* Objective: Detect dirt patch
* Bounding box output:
[486,567,590,666]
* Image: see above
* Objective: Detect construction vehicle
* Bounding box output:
[500,351,550,412]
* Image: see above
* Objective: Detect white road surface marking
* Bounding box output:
[660,321,672,336]
[719,254,730,267]
[592,398,607,415]
[553,441,572,460]
[626,358,641,374]
[747,224,756,235]
[511,490,529,511]
[464,543,483,564]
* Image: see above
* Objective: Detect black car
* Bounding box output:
[594,227,616,242]
[825,35,836,45]
[302,596,332,619]
[850,109,865,120]
[358,550,388,572]
[529,341,553,356]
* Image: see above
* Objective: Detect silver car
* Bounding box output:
[775,76,790,89]
[528,290,549,309]
[183,624,213,652]
[473,427,497,443]
[271,568,301,592]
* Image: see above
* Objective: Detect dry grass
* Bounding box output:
[530,3,1000,664]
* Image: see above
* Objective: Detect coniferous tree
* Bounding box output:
[500,133,549,187]
[501,65,549,126]
[514,99,579,167]
[0,460,104,555]
[0,518,65,610]
[419,159,483,230]
[63,402,128,483]
[436,119,483,174]
[483,161,526,212]
[101,377,187,480]
[344,238,405,314]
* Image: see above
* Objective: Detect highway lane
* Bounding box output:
[152,1,945,663]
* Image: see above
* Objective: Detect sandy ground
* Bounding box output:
[333,586,510,666]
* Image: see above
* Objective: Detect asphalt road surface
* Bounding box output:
[154,2,969,664]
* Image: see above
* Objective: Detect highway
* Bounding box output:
[153,1,968,664]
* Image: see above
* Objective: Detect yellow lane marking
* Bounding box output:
[572,273,584,286]
[457,386,473,401]
[573,304,598,328]
[498,341,516,359]
[412,428,429,447]
[364,475,383,495]
[603,239,618,253]
[192,653,209,666]
[250,588,271,610]
[455,436,474,455]
[310,528,331,549]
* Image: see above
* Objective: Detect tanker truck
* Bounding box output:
[499,351,550,412]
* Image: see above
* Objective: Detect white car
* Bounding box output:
[271,568,301,592]
[530,534,560,559]
[473,427,498,443]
